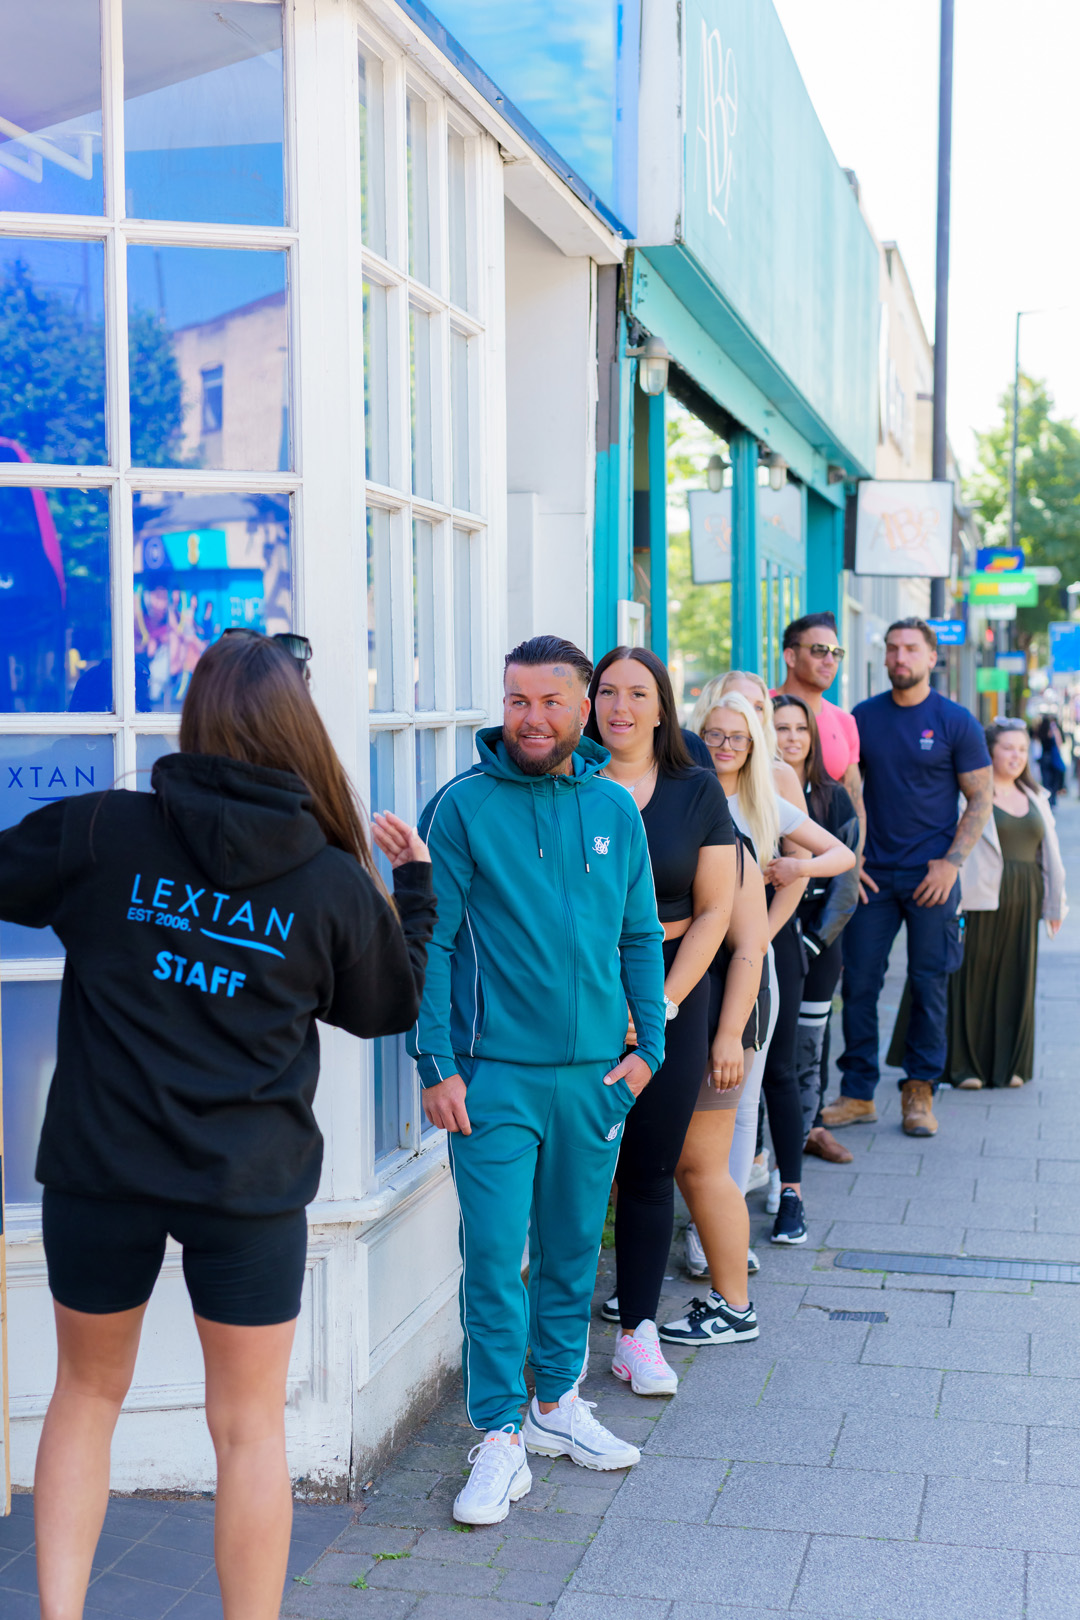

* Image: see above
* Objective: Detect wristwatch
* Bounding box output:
[664,995,679,1022]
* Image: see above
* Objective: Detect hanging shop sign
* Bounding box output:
[975,547,1025,573]
[928,617,966,647]
[976,667,1009,693]
[995,652,1027,675]
[970,570,1039,607]
[1049,621,1080,673]
[689,484,803,584]
[852,480,953,578]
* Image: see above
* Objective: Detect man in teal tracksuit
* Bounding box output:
[408,635,665,1524]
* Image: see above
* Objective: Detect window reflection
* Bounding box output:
[0,482,111,713]
[406,91,430,283]
[451,329,470,511]
[448,129,468,308]
[413,519,435,710]
[135,733,178,786]
[122,0,285,226]
[127,245,289,471]
[409,306,432,500]
[363,280,390,485]
[0,735,115,959]
[1,980,61,1203]
[133,489,292,714]
[358,50,387,258]
[0,239,106,465]
[453,527,474,709]
[415,727,437,815]
[367,506,394,711]
[0,2,104,216]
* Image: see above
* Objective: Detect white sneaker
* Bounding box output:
[765,1168,782,1215]
[747,1247,760,1275]
[611,1320,679,1395]
[522,1390,640,1471]
[745,1158,770,1194]
[453,1426,532,1525]
[685,1222,708,1277]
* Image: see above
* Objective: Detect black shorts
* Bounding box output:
[42,1189,308,1326]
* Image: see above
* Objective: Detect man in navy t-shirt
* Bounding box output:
[823,619,992,1138]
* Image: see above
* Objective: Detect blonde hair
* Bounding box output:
[718,670,779,760]
[691,684,779,861]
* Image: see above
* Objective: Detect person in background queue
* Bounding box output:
[823,618,992,1139]
[0,632,436,1620]
[689,687,855,1246]
[773,696,860,1162]
[583,648,736,1394]
[410,636,665,1526]
[947,717,1066,1088]
[773,612,864,845]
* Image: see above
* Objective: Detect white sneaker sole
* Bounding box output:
[610,1357,678,1396]
[521,1415,640,1471]
[452,1463,532,1525]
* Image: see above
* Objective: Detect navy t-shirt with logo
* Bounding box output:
[853,689,990,870]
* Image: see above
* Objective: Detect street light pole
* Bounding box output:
[930,0,954,637]
[1009,311,1022,551]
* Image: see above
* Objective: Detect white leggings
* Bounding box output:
[728,943,779,1195]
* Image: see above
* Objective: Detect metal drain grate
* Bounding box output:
[828,1309,888,1323]
[834,1250,1080,1284]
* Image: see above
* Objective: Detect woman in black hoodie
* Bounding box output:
[0,634,436,1620]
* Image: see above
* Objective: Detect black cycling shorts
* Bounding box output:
[42,1189,307,1326]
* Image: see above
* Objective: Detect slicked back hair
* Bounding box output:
[886,616,937,651]
[783,611,838,651]
[503,635,593,688]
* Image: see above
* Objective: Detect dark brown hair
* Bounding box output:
[886,615,937,651]
[584,646,693,775]
[504,634,593,687]
[986,718,1039,793]
[179,634,388,896]
[771,693,836,823]
[782,611,838,651]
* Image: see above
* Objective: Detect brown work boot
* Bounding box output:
[805,1125,854,1163]
[821,1096,877,1129]
[901,1080,938,1137]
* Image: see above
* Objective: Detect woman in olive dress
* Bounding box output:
[949,717,1066,1088]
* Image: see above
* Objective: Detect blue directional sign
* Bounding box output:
[1050,621,1080,672]
[928,618,966,646]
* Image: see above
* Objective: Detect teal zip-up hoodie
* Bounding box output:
[409,727,665,1085]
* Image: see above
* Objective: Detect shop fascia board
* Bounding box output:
[368,0,625,265]
[632,249,854,505]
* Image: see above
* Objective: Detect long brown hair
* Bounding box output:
[771,694,836,823]
[584,646,693,774]
[180,634,387,895]
[986,718,1039,793]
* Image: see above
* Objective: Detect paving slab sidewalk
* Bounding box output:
[7,805,1080,1620]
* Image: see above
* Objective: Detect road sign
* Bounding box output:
[1050,621,1080,672]
[976,547,1025,573]
[984,604,1017,621]
[976,668,1009,692]
[1031,565,1062,585]
[995,652,1027,675]
[927,618,965,646]
[970,569,1039,607]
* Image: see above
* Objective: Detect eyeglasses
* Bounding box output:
[993,719,1028,732]
[222,628,313,667]
[702,729,751,751]
[799,641,845,661]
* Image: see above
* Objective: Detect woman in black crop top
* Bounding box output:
[584,647,737,1395]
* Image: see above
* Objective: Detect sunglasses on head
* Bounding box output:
[799,641,845,661]
[221,628,313,668]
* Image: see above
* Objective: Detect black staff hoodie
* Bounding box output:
[0,753,436,1214]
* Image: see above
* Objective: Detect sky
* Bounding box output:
[772,0,1080,472]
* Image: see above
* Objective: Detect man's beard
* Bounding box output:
[888,669,923,690]
[503,726,581,776]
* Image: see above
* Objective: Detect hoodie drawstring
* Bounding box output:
[533,791,543,859]
[576,787,590,874]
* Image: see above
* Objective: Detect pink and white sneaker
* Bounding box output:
[611,1319,679,1395]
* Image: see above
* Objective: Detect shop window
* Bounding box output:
[0,1,104,217]
[0,238,107,466]
[201,366,224,437]
[453,528,474,709]
[135,732,178,785]
[122,0,285,227]
[405,91,430,284]
[363,280,390,485]
[367,507,394,712]
[1,980,62,1204]
[413,519,436,710]
[358,49,387,258]
[447,129,468,310]
[450,329,472,512]
[132,489,292,714]
[408,305,434,500]
[127,245,289,472]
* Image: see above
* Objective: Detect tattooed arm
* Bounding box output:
[913,764,993,907]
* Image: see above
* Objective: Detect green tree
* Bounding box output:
[666,404,731,710]
[965,375,1080,647]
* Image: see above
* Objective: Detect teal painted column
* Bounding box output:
[648,391,667,660]
[730,432,760,672]
[805,491,845,698]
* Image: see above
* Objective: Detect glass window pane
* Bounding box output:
[453,527,473,709]
[0,2,103,216]
[127,245,289,471]
[2,979,61,1203]
[409,306,432,500]
[448,129,468,309]
[0,486,111,713]
[415,728,437,816]
[413,519,435,710]
[363,280,389,485]
[0,735,115,959]
[0,239,106,465]
[133,489,291,714]
[358,49,386,257]
[135,733,178,785]
[122,0,285,226]
[455,724,475,775]
[369,725,407,1156]
[367,506,393,711]
[406,91,429,283]
[451,329,470,511]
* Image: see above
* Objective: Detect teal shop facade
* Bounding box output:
[598,0,879,678]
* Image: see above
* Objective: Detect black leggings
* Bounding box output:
[614,936,710,1330]
[761,919,807,1185]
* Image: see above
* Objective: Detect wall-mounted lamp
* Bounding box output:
[706,453,727,493]
[827,464,846,484]
[626,333,670,396]
[759,449,788,491]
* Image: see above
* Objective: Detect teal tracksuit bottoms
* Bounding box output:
[446,1056,636,1432]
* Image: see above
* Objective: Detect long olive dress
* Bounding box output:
[947,801,1044,1087]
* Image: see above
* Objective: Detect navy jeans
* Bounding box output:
[839,865,963,1099]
